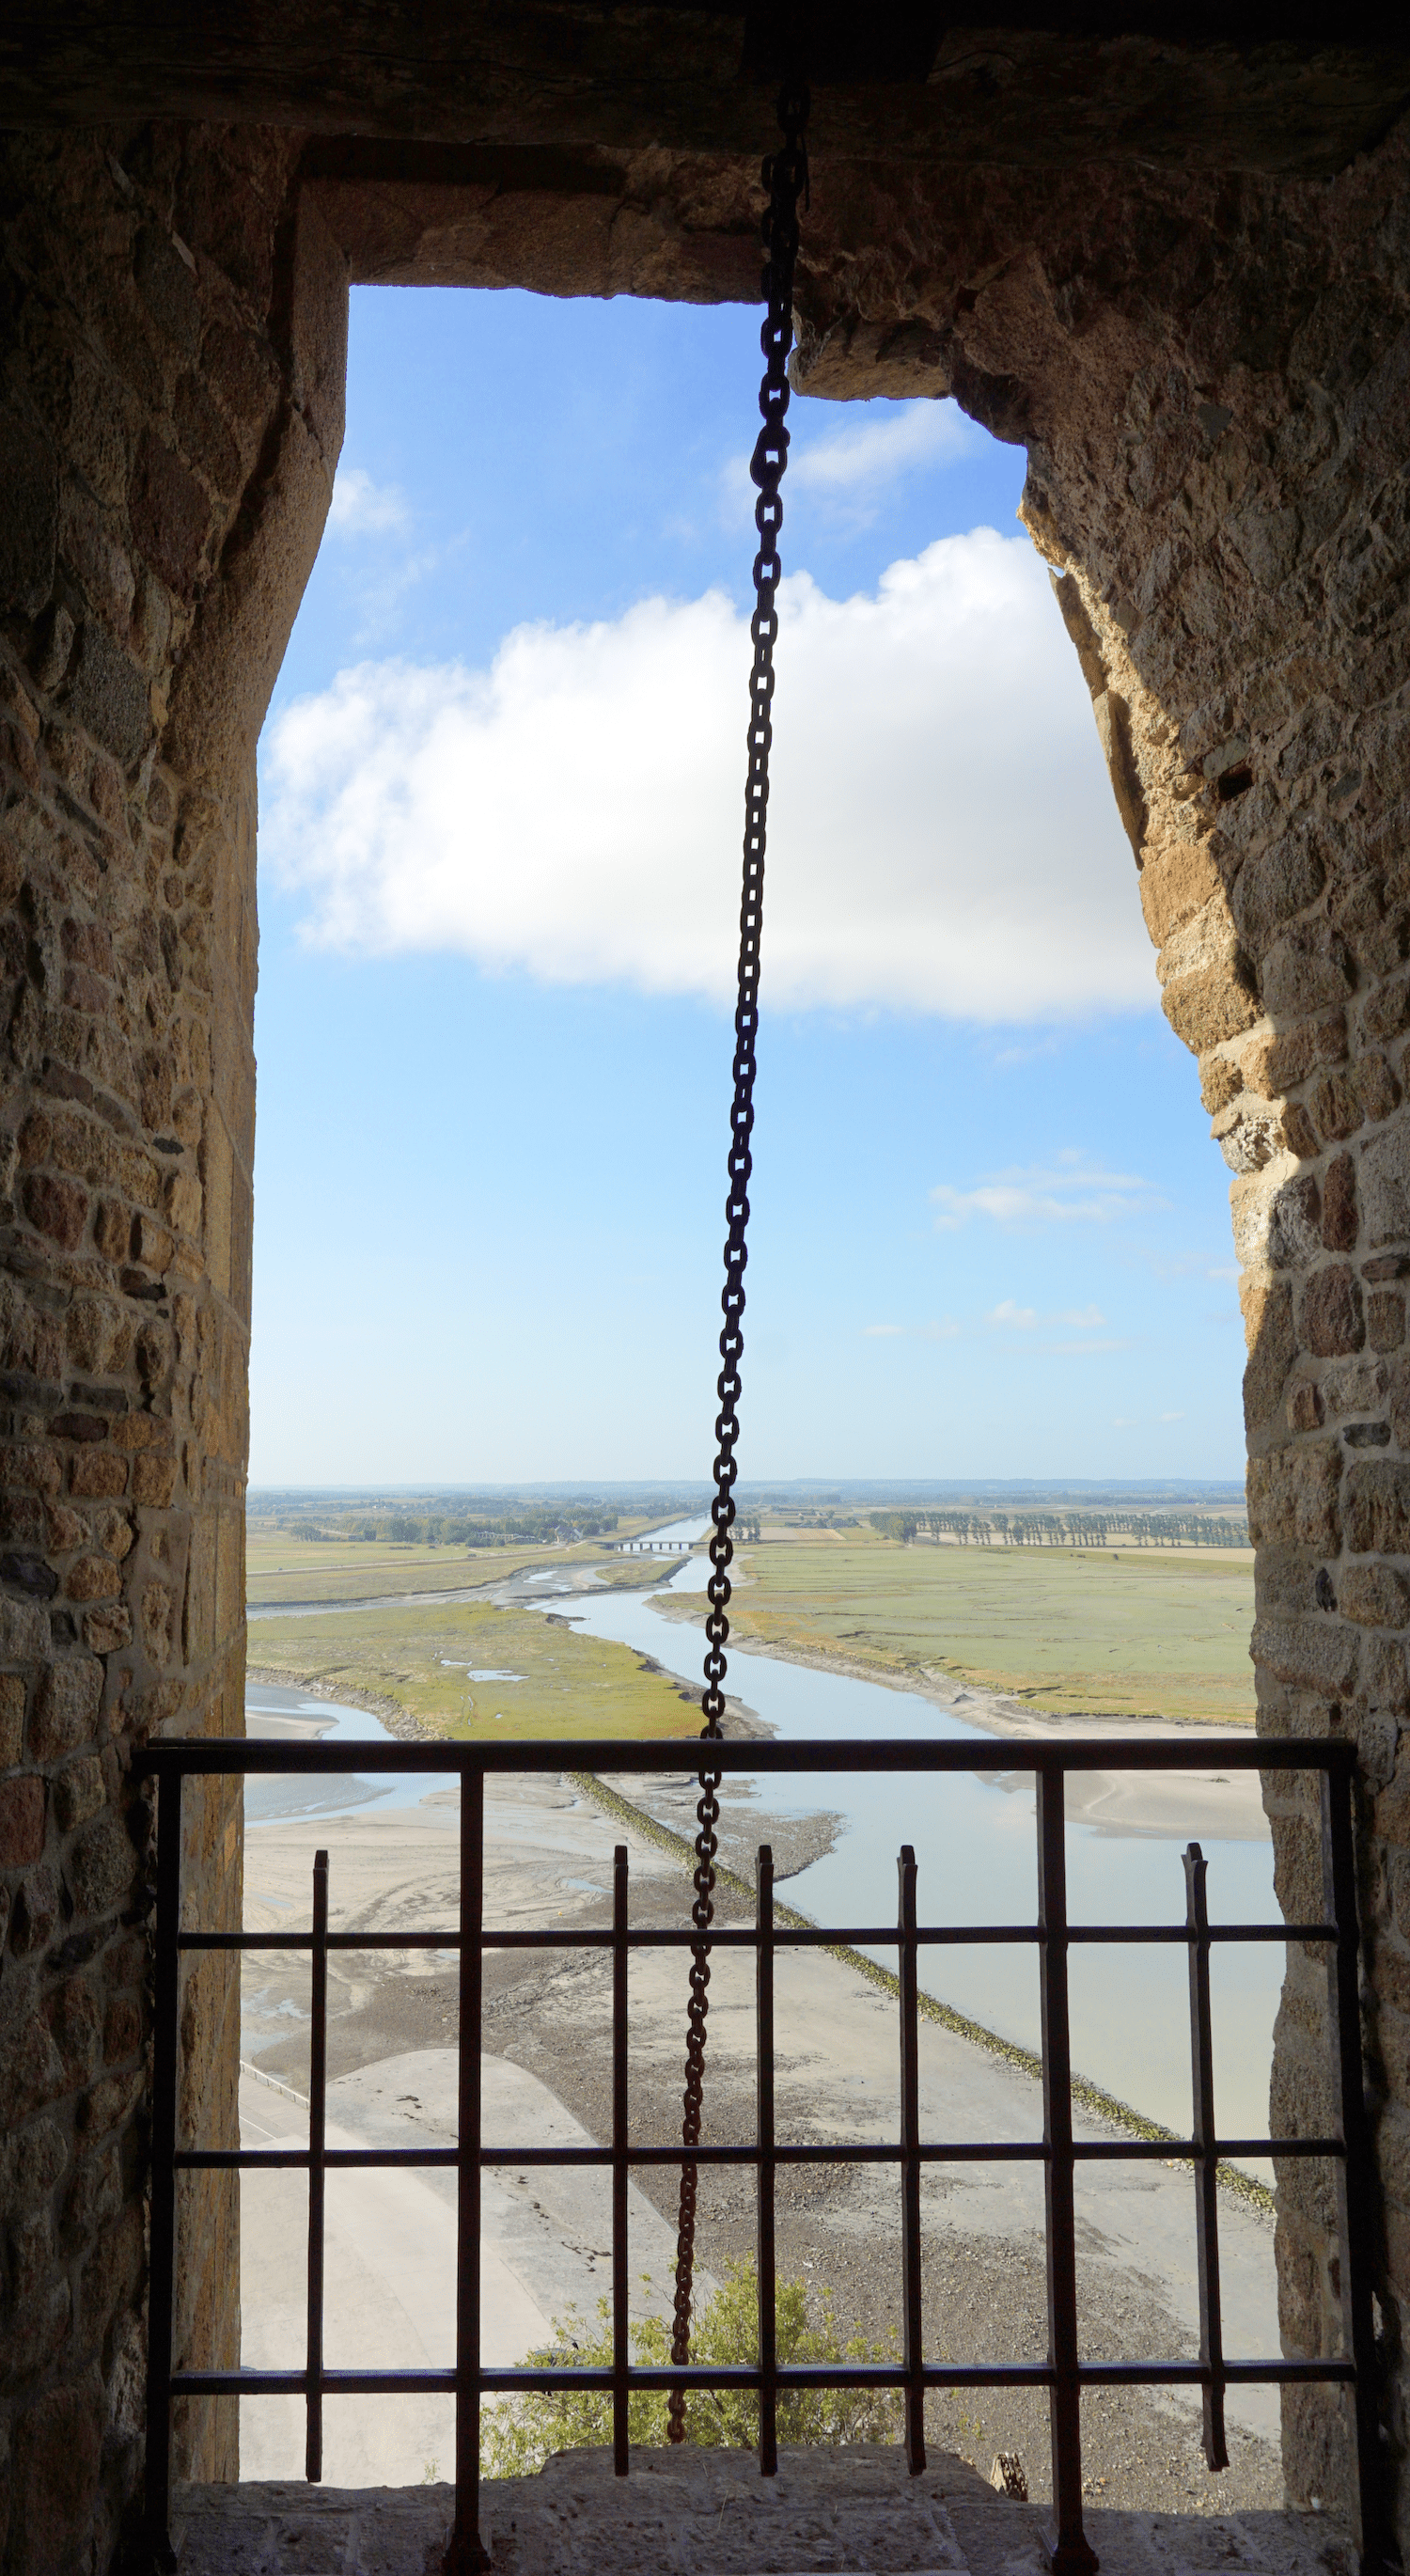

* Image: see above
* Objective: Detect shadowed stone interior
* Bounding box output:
[1,12,1409,2569]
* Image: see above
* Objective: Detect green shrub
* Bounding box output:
[481,2256,900,2475]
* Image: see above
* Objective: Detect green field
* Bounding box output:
[246,1596,702,1742]
[245,1528,662,1608]
[655,1527,1257,1725]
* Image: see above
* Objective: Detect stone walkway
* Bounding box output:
[171,2447,1355,2575]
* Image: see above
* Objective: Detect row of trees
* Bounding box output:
[869,1508,1249,1550]
[275,1509,619,1547]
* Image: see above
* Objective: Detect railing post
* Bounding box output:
[613,1844,630,2478]
[306,1848,329,2481]
[1323,1765,1399,2574]
[1036,1767,1098,2576]
[1183,1842,1228,2472]
[757,1844,777,2476]
[446,1766,487,2574]
[142,1761,182,2573]
[897,1843,925,2473]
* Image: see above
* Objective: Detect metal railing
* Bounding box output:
[136,1734,1394,2576]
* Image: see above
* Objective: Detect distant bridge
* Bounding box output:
[614,1538,695,1555]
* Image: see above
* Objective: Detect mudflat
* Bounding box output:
[239,1766,1283,2518]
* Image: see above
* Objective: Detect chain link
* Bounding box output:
[667,69,809,2443]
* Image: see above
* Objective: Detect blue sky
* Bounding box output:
[250,286,1244,1485]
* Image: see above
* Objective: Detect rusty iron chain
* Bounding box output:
[667,67,809,2443]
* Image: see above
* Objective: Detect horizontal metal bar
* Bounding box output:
[178,2148,462,2170]
[172,2353,1356,2403]
[185,1929,459,1952]
[181,2133,1344,2175]
[172,2369,458,2398]
[189,1917,1332,1956]
[139,1733,1352,1778]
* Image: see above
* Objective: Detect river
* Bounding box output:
[248,1517,1283,2173]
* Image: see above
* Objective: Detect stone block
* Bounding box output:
[1266,1175,1322,1265]
[131,1211,174,1272]
[70,1447,129,1498]
[1301,1262,1365,1356]
[1251,1613,1359,1696]
[0,399,58,618]
[1363,1117,1410,1249]
[76,2201,143,2348]
[0,1669,26,1766]
[133,1450,179,1507]
[21,1170,88,1249]
[1231,828,1324,949]
[0,1772,45,1864]
[0,2116,68,2223]
[1371,1289,1406,1352]
[1162,956,1260,1050]
[1289,1379,1325,1431]
[1362,967,1410,1044]
[1341,1563,1410,1627]
[1357,1049,1402,1123]
[142,1579,174,1663]
[1346,1460,1410,1557]
[64,618,151,769]
[10,1865,59,1954]
[1261,929,1354,1019]
[1243,1272,1296,1428]
[1248,1439,1342,1550]
[0,2012,68,2127]
[1140,835,1222,946]
[77,2067,141,2139]
[1360,1630,1410,1709]
[66,1810,135,1916]
[54,1754,105,1832]
[29,1657,102,1760]
[131,429,211,602]
[10,2382,103,2576]
[1323,1151,1358,1250]
[83,1599,133,1652]
[1312,1069,1362,1141]
[64,1552,120,1603]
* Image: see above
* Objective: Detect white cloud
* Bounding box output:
[1161,1409,1186,1421]
[989,1299,1037,1329]
[931,1152,1161,1229]
[794,402,972,488]
[1058,1305,1107,1328]
[261,532,1150,1023]
[719,401,974,533]
[791,401,974,504]
[328,467,410,535]
[864,1323,904,1337]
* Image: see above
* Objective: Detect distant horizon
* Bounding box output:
[247,1475,1246,1504]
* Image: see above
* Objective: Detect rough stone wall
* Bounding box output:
[791,116,1410,2545]
[2,76,1408,2576]
[0,129,344,2572]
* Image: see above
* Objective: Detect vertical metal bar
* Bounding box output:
[898,1844,925,2474]
[446,1767,486,2576]
[1183,1842,1228,2472]
[1324,1766,1395,2574]
[756,1844,777,2477]
[1037,1767,1098,2576]
[306,1848,329,2481]
[143,1763,182,2571]
[613,1843,630,2478]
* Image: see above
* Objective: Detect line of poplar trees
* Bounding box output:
[868,1509,1249,1549]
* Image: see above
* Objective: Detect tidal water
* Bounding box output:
[246,1518,1285,2171]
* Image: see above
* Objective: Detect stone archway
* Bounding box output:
[1,58,1408,2569]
